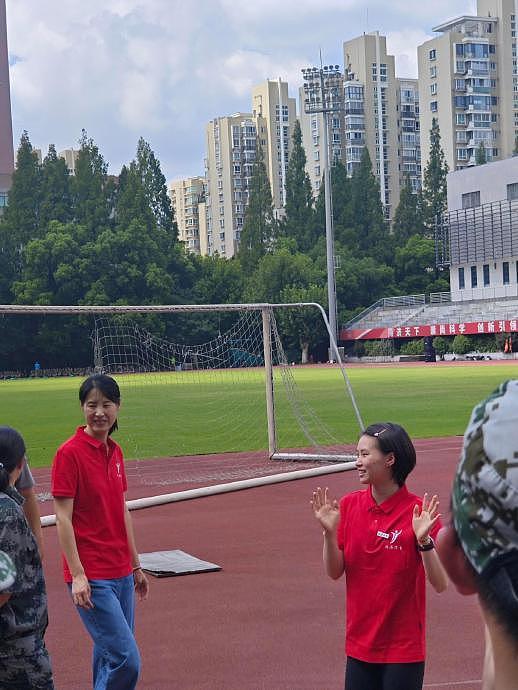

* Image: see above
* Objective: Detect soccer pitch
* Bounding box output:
[0,363,515,468]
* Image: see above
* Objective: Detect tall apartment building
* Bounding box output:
[397,79,421,192]
[58,148,79,175]
[205,113,262,257]
[418,0,517,174]
[342,32,402,220]
[169,176,206,255]
[204,80,296,256]
[251,79,296,215]
[299,38,421,219]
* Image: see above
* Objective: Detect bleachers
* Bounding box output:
[346,295,518,331]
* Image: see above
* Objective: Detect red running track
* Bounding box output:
[37,437,485,689]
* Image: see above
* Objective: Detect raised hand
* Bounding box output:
[311,487,340,535]
[412,492,441,544]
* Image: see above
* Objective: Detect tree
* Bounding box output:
[40,144,73,228]
[475,142,487,165]
[134,137,176,237]
[350,148,390,260]
[238,144,275,273]
[422,118,448,236]
[314,162,353,249]
[1,131,41,245]
[0,131,42,300]
[282,120,314,250]
[72,130,114,236]
[392,176,425,246]
[243,247,322,304]
[394,235,436,294]
[278,284,328,363]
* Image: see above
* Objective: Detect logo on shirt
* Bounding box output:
[115,462,122,478]
[377,529,404,551]
[390,529,402,544]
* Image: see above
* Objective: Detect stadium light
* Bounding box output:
[301,63,343,353]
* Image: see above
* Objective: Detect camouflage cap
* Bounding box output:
[452,379,518,575]
[0,550,15,592]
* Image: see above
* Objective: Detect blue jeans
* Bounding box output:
[70,574,140,690]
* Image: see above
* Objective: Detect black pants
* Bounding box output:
[345,656,425,690]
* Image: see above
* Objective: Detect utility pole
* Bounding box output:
[301,63,343,353]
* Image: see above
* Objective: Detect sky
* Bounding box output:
[6,0,477,182]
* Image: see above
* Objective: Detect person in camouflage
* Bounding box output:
[0,426,54,690]
[0,551,15,592]
[437,379,518,690]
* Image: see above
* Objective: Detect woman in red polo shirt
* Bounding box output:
[52,374,148,690]
[311,422,448,690]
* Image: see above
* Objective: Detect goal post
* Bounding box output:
[0,302,364,464]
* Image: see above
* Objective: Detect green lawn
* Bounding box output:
[0,363,515,467]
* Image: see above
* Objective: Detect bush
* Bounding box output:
[452,334,471,354]
[399,339,425,355]
[364,340,394,356]
[432,336,451,356]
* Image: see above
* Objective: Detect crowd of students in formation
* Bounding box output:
[1,372,518,690]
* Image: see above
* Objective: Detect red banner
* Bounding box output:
[340,318,518,341]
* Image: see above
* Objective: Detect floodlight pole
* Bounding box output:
[302,63,343,353]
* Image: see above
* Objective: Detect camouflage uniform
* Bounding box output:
[0,551,15,591]
[0,485,54,689]
[453,379,518,575]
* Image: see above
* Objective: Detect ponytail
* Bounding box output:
[0,427,26,492]
[0,461,9,492]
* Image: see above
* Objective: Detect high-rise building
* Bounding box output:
[204,113,261,257]
[204,80,296,257]
[251,79,296,216]
[0,0,14,206]
[298,36,421,219]
[397,79,421,192]
[169,176,205,255]
[58,148,79,175]
[418,0,516,174]
[342,32,403,221]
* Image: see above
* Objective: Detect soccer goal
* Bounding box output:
[0,302,363,464]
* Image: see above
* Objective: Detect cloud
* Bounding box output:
[5,0,479,179]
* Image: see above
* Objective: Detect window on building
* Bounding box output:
[462,191,481,209]
[430,65,437,78]
[458,267,465,289]
[430,101,438,112]
[429,49,437,60]
[503,261,510,284]
[483,264,490,286]
[507,182,518,200]
[471,265,478,288]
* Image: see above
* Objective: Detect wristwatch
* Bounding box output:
[417,537,435,552]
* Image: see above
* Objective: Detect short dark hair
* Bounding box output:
[79,374,121,435]
[0,426,26,492]
[362,422,416,487]
[477,554,518,647]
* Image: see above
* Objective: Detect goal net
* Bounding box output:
[0,303,363,466]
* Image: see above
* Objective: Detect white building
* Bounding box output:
[169,176,206,255]
[440,156,518,301]
[418,0,517,174]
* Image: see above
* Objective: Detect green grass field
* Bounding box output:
[0,363,515,467]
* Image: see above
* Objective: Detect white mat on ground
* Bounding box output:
[139,550,221,577]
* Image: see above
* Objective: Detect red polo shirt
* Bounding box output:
[51,426,132,583]
[337,485,441,664]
